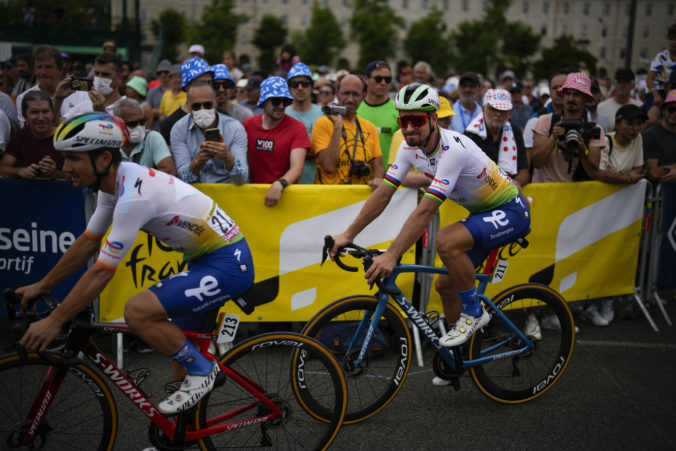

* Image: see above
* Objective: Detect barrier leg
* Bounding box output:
[633,291,659,332]
[652,290,673,326]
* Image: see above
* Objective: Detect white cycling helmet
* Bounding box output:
[395,83,440,112]
[54,112,128,152]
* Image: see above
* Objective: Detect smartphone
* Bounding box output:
[205,128,220,142]
[71,77,93,91]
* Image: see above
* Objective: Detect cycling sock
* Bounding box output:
[458,286,481,317]
[169,339,213,376]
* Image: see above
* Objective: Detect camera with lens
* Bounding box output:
[558,119,601,160]
[349,161,370,177]
[322,104,346,116]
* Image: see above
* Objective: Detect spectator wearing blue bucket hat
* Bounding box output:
[285,63,323,184]
[243,76,310,206]
[212,64,252,124]
[160,58,214,145]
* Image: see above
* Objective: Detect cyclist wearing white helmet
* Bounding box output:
[17,112,255,414]
[330,83,531,357]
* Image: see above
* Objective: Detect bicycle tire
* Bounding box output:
[194,332,347,451]
[300,295,412,424]
[0,352,117,451]
[468,283,575,403]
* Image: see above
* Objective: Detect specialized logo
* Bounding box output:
[255,139,274,152]
[134,178,142,195]
[482,210,509,229]
[185,275,221,301]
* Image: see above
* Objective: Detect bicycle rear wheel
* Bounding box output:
[194,332,346,451]
[0,352,117,450]
[300,295,412,424]
[468,283,575,403]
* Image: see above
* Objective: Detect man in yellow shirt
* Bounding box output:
[311,74,384,187]
[158,64,186,120]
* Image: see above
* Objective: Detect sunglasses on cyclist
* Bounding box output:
[398,114,429,129]
[289,79,312,88]
[190,102,214,111]
[212,80,232,90]
[125,118,147,128]
[268,98,292,107]
[372,76,392,84]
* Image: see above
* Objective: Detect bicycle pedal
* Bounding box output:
[126,368,150,387]
[450,377,461,391]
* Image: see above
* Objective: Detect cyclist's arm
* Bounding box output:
[332,182,396,253]
[17,232,102,307]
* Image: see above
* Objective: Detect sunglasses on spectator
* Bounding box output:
[371,76,392,84]
[190,102,214,110]
[666,105,676,114]
[289,80,312,88]
[398,114,429,129]
[125,118,147,128]
[157,71,169,76]
[269,98,292,107]
[319,90,333,95]
[212,80,232,90]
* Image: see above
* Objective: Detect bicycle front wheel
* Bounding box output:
[468,283,575,403]
[0,352,117,451]
[194,332,346,451]
[300,295,412,424]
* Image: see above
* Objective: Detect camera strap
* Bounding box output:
[341,118,366,165]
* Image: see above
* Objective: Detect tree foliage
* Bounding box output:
[253,14,288,73]
[0,0,110,29]
[532,36,597,80]
[403,9,453,76]
[294,2,345,66]
[350,0,403,70]
[448,0,540,79]
[151,9,187,63]
[187,0,247,64]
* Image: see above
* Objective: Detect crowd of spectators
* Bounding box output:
[1,26,675,329]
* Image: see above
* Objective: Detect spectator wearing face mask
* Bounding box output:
[113,98,176,175]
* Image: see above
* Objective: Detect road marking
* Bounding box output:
[576,339,676,350]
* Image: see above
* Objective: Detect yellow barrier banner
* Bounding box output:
[99,185,419,322]
[427,180,647,312]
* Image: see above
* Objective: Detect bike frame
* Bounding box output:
[345,263,536,371]
[18,321,283,447]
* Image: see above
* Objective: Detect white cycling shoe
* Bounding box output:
[158,362,221,415]
[439,309,491,348]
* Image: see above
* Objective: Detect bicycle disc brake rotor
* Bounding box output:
[256,395,290,426]
[342,349,368,377]
[7,420,49,449]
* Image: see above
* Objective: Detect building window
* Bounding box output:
[541,25,547,35]
[561,24,568,36]
[646,3,652,16]
[241,35,248,45]
[643,25,650,38]
[301,15,308,26]
[669,3,674,15]
[281,15,287,25]
[583,2,589,15]
[563,2,569,15]
[640,48,648,59]
[282,0,287,4]
[402,0,408,9]
[599,47,606,59]
[343,0,349,6]
[601,26,607,37]
[442,0,448,8]
[422,0,428,10]
[581,24,588,38]
[543,2,549,14]
[602,3,610,16]
[341,17,348,28]
[622,26,628,37]
[462,0,469,11]
[322,0,328,5]
[625,3,631,15]
[522,1,528,13]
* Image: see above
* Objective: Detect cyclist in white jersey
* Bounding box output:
[17,112,254,415]
[330,83,530,349]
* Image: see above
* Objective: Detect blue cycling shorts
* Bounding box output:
[149,238,254,332]
[460,192,531,267]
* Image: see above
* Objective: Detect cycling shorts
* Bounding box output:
[460,192,531,267]
[149,238,254,332]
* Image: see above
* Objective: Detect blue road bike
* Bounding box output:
[300,236,575,424]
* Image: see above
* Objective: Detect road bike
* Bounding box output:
[0,289,347,450]
[300,236,575,424]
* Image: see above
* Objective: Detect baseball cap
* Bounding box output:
[615,104,647,123]
[246,75,263,91]
[509,81,524,93]
[318,65,331,74]
[364,60,390,76]
[438,97,456,118]
[156,59,172,73]
[189,44,205,55]
[236,78,248,89]
[500,70,517,81]
[557,72,593,99]
[614,68,635,82]
[257,76,293,107]
[459,72,479,86]
[664,90,676,104]
[126,76,148,97]
[180,57,213,89]
[483,89,512,110]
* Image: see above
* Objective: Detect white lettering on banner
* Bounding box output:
[0,223,75,253]
[184,275,221,301]
[0,256,34,274]
[277,189,418,310]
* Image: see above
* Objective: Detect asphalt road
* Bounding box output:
[3,299,676,450]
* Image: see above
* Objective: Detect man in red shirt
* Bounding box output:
[243,76,310,206]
